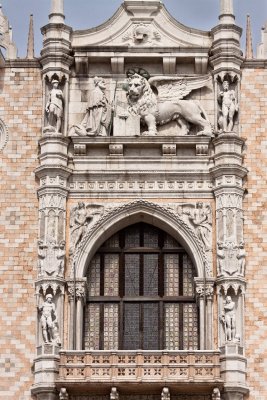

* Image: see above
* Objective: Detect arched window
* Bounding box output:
[84,223,198,350]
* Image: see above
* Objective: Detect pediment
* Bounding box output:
[71,1,212,50]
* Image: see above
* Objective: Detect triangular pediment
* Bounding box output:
[72,1,212,50]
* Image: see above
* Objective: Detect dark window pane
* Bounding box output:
[143,225,158,247]
[125,225,140,248]
[123,303,140,349]
[143,303,159,349]
[125,254,140,296]
[143,254,158,296]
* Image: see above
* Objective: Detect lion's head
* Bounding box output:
[126,73,157,116]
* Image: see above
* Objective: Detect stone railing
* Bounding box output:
[58,350,221,384]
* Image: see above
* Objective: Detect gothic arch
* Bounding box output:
[73,199,210,279]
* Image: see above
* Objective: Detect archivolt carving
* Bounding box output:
[0,118,8,152]
[70,199,212,278]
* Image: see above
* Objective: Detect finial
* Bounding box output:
[219,0,235,24]
[245,14,253,59]
[26,14,34,59]
[49,0,65,24]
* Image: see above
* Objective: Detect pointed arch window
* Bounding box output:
[84,223,199,350]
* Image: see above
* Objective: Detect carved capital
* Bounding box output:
[67,279,87,302]
[195,278,215,300]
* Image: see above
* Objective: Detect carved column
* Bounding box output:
[195,278,215,350]
[67,278,87,350]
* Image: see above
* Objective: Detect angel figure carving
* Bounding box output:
[125,73,213,136]
[70,202,104,254]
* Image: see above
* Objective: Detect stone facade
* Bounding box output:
[0,0,267,399]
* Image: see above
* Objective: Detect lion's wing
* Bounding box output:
[148,75,211,102]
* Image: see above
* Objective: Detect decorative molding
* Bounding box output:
[0,118,8,152]
[70,199,212,278]
[35,277,66,296]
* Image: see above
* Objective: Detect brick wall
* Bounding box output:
[241,67,267,400]
[0,64,42,399]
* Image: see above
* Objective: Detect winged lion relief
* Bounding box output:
[120,72,213,137]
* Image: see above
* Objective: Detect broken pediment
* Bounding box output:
[71,1,212,51]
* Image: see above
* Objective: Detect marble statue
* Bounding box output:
[125,72,212,136]
[218,80,238,132]
[45,79,64,133]
[59,388,69,400]
[212,388,221,400]
[72,76,113,136]
[39,294,60,345]
[220,295,236,342]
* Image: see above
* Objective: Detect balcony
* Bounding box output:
[57,350,222,393]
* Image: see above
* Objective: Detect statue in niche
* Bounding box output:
[37,239,66,277]
[161,388,170,400]
[217,79,238,133]
[38,294,61,345]
[71,77,113,137]
[220,295,236,342]
[123,72,213,136]
[45,79,64,133]
[70,202,104,254]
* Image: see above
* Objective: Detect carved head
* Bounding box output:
[94,76,106,89]
[127,73,148,100]
[45,294,53,302]
[52,79,59,88]
[222,80,229,91]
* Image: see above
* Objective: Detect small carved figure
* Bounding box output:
[39,294,60,344]
[218,80,238,132]
[161,387,170,400]
[37,240,47,276]
[237,241,246,276]
[70,203,105,254]
[55,240,66,278]
[212,388,221,400]
[73,77,113,136]
[188,202,212,250]
[70,202,93,254]
[125,73,212,136]
[59,388,69,400]
[217,241,225,276]
[110,387,119,400]
[45,79,64,133]
[220,295,236,342]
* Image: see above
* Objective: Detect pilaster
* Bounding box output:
[211,130,248,398]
